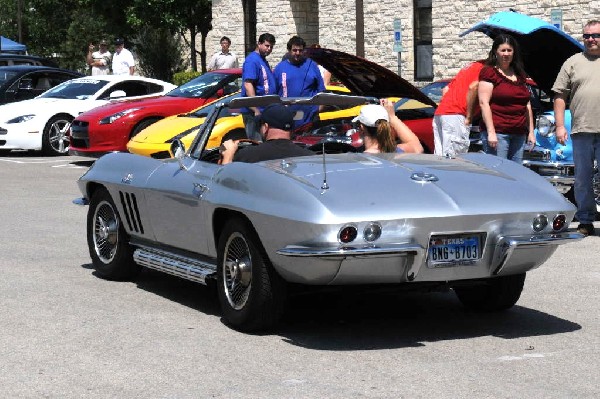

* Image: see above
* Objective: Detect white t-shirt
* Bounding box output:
[112,48,135,75]
[91,50,111,75]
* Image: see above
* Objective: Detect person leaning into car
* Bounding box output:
[220,104,313,164]
[478,33,535,164]
[552,19,600,237]
[240,33,277,142]
[354,99,423,154]
[432,60,484,156]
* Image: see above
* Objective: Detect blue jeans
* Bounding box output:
[481,131,527,164]
[572,133,600,224]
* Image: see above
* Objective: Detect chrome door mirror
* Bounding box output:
[170,139,188,170]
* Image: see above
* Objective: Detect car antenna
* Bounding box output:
[320,142,329,193]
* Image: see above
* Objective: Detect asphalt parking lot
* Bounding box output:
[0,152,599,398]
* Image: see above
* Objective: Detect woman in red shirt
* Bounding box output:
[478,34,535,163]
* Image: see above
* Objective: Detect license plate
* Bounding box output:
[428,234,481,266]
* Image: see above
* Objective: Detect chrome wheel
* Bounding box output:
[48,118,71,154]
[222,232,252,310]
[92,200,119,264]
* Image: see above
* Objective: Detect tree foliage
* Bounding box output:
[0,0,212,76]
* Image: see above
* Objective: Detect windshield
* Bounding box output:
[188,92,242,118]
[394,80,449,109]
[38,78,109,99]
[167,72,238,99]
[0,70,19,84]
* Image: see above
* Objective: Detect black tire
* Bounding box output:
[42,115,72,156]
[216,218,286,332]
[130,118,161,138]
[87,188,140,281]
[454,273,526,311]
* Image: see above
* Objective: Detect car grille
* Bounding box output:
[523,148,551,161]
[70,120,90,149]
[0,127,7,135]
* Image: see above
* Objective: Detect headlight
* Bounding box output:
[536,115,556,137]
[7,114,35,124]
[99,108,142,125]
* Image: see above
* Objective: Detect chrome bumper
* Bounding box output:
[522,159,575,194]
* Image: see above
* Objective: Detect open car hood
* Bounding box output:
[460,11,583,94]
[304,47,437,107]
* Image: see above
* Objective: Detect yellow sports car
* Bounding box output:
[127,86,361,159]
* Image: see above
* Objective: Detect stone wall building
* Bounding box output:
[208,0,598,84]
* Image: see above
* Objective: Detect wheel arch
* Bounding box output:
[130,117,163,138]
[212,208,257,252]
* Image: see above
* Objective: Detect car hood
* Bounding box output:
[77,95,184,119]
[131,114,204,144]
[0,97,98,120]
[460,11,583,94]
[304,47,437,107]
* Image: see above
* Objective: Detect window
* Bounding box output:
[414,0,432,81]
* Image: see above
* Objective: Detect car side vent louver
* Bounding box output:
[118,191,144,234]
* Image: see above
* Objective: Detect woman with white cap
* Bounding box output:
[352,99,423,154]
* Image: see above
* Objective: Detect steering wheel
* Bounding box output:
[200,138,260,164]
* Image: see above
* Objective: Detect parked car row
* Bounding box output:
[0,75,176,155]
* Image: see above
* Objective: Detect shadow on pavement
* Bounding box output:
[84,263,581,347]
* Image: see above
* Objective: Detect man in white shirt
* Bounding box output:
[208,36,239,71]
[86,39,111,75]
[111,38,135,75]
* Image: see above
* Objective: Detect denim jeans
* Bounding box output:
[572,133,600,224]
[480,131,527,164]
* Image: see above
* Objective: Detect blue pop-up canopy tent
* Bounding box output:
[0,36,27,52]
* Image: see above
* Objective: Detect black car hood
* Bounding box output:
[304,47,437,107]
[460,11,584,94]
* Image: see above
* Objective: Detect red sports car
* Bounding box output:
[69,69,242,157]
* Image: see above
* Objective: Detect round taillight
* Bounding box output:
[553,214,567,231]
[338,225,358,244]
[533,214,548,232]
[363,222,382,242]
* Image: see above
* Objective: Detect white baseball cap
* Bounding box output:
[352,104,389,127]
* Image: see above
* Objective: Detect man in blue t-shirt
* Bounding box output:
[273,36,325,128]
[241,32,276,141]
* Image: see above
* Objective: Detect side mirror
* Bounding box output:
[169,139,188,170]
[109,90,126,99]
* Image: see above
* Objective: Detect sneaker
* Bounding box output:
[577,223,595,236]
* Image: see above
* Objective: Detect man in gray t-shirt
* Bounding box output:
[552,19,600,236]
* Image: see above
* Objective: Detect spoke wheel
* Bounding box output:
[217,218,286,331]
[222,232,253,310]
[42,115,72,155]
[87,188,139,280]
[92,200,120,264]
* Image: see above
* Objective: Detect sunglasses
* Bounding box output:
[582,33,600,39]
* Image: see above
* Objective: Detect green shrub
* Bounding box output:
[172,71,202,86]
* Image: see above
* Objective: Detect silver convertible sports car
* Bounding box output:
[75,93,583,332]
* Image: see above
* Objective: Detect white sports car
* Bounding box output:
[0,75,176,155]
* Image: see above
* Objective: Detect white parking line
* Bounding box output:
[0,158,68,164]
[0,158,92,169]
